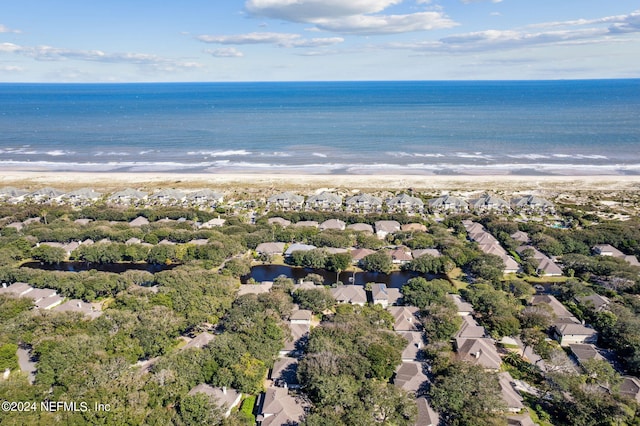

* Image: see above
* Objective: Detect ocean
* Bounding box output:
[0,80,639,175]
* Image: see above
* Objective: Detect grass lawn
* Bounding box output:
[239,395,257,423]
[524,276,570,284]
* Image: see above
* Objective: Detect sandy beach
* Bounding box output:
[0,171,638,194]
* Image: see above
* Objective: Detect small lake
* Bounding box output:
[22,261,178,274]
[245,265,442,288]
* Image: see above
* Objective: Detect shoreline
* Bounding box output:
[1,171,638,193]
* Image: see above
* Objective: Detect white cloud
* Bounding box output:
[314,12,457,34]
[387,9,640,53]
[0,65,23,72]
[461,0,503,3]
[0,24,20,33]
[0,42,202,71]
[528,10,640,30]
[245,0,401,21]
[244,0,458,35]
[207,47,244,57]
[197,32,344,48]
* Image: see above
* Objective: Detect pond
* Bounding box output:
[245,265,442,288]
[21,261,178,274]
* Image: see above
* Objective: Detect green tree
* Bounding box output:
[429,361,506,426]
[221,258,251,278]
[0,343,18,371]
[178,393,224,426]
[401,277,451,309]
[326,252,352,284]
[31,245,66,264]
[467,253,505,282]
[294,288,336,314]
[360,251,393,274]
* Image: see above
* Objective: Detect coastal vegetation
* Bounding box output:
[1,186,640,425]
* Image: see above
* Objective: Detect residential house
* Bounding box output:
[52,299,102,319]
[499,372,525,413]
[257,387,305,426]
[593,244,640,267]
[455,338,502,370]
[576,294,610,312]
[305,191,342,210]
[238,281,273,296]
[448,294,474,316]
[149,189,186,205]
[511,195,554,211]
[397,331,424,361]
[0,282,34,297]
[0,187,28,202]
[370,283,402,308]
[388,306,420,332]
[455,316,487,340]
[411,248,441,259]
[188,384,242,418]
[281,323,310,357]
[345,193,382,213]
[293,220,318,228]
[284,243,316,257]
[200,217,226,228]
[187,239,209,246]
[129,216,150,227]
[25,187,66,203]
[393,361,428,394]
[256,242,286,256]
[507,414,536,426]
[463,220,519,274]
[35,294,64,310]
[267,192,304,209]
[290,310,312,325]
[510,231,529,244]
[620,376,640,402]
[415,397,440,426]
[386,193,424,213]
[401,223,427,232]
[63,188,102,205]
[516,245,563,276]
[40,241,80,257]
[267,217,291,227]
[374,220,401,239]
[330,285,367,306]
[468,194,511,212]
[346,223,374,233]
[108,188,147,204]
[319,219,346,231]
[387,247,411,265]
[270,357,299,388]
[186,189,224,206]
[350,248,376,264]
[427,195,468,212]
[568,343,604,366]
[530,295,577,323]
[552,323,598,347]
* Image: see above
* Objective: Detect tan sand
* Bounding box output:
[0,171,638,193]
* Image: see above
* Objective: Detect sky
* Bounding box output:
[1,0,639,82]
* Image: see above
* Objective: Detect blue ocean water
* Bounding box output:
[0,80,638,174]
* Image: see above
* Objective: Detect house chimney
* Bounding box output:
[222,386,227,395]
[474,351,481,359]
[77,302,82,308]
